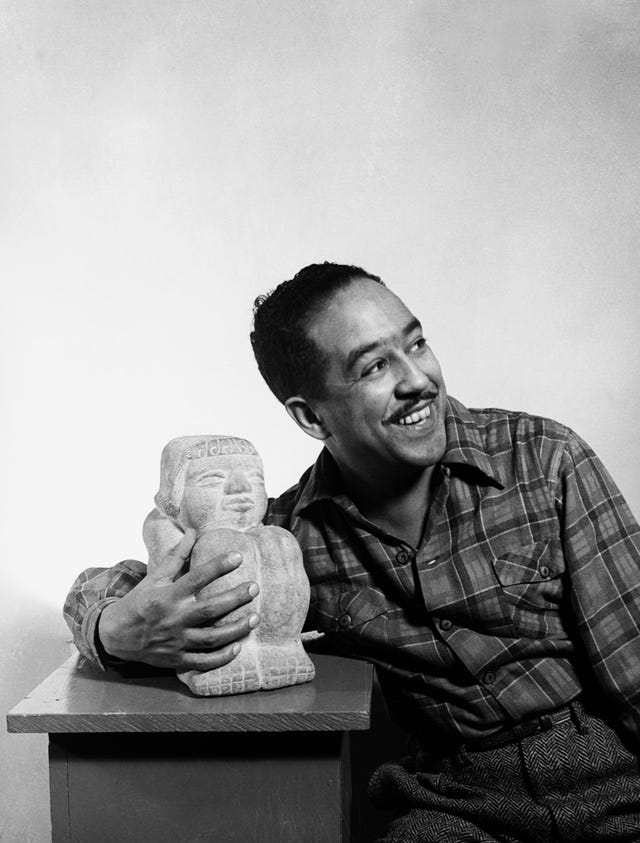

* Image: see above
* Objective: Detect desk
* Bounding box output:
[7,653,373,843]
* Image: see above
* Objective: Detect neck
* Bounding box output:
[339,462,438,548]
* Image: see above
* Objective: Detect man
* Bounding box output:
[65,263,640,842]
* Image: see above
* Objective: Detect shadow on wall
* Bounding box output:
[1,593,71,843]
[350,670,413,842]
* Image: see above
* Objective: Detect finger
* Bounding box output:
[178,641,243,672]
[186,613,260,650]
[187,581,259,625]
[177,551,243,596]
[155,529,197,581]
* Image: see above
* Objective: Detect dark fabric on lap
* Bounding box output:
[369,702,640,843]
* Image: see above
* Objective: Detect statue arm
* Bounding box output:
[143,507,184,570]
[255,525,312,635]
[256,527,324,638]
[255,525,304,567]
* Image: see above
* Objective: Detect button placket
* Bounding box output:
[415,481,447,606]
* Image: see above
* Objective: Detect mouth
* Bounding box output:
[386,399,436,428]
[223,497,254,512]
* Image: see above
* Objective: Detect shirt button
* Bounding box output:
[396,550,410,564]
[540,565,550,578]
[439,619,452,631]
[483,671,497,685]
[338,614,351,629]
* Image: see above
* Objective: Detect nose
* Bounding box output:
[395,355,432,396]
[224,471,252,495]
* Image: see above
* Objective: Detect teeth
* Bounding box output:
[398,405,431,425]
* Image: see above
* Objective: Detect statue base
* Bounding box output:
[178,639,316,696]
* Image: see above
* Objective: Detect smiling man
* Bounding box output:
[64,262,640,842]
[281,275,448,548]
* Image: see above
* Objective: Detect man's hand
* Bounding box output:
[98,530,260,670]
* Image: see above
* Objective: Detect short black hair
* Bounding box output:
[250,262,383,404]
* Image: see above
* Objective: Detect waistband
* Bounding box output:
[462,701,580,753]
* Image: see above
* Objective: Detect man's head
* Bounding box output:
[251,264,448,487]
[250,262,383,405]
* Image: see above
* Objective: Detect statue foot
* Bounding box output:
[258,639,316,690]
[177,650,261,697]
[177,640,316,696]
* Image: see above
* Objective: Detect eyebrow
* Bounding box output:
[345,317,423,372]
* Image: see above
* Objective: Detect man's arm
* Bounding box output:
[557,431,640,744]
[63,530,260,672]
[63,557,147,668]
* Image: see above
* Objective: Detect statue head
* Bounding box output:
[155,435,268,532]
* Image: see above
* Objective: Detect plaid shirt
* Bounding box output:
[64,397,640,746]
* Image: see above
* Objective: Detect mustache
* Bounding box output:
[384,392,438,425]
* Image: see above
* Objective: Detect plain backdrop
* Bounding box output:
[2,1,640,839]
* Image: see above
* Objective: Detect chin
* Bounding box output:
[398,443,446,470]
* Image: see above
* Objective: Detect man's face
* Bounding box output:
[179,453,268,531]
[305,278,448,484]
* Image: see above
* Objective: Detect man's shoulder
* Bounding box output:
[265,463,316,528]
[446,398,577,484]
[456,400,573,449]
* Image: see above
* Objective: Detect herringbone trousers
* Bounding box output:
[369,702,640,842]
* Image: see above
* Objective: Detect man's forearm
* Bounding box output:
[62,560,148,669]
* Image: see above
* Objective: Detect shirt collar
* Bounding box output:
[442,396,504,488]
[292,395,503,517]
[291,448,347,518]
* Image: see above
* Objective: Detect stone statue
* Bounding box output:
[143,435,315,696]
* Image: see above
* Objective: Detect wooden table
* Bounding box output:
[7,653,373,843]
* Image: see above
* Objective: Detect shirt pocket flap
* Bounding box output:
[493,539,563,586]
[337,587,388,630]
[308,586,388,634]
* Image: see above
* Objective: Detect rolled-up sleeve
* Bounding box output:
[558,431,640,745]
[63,560,147,669]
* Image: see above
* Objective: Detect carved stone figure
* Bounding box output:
[143,435,315,695]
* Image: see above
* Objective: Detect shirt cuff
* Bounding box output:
[78,597,126,671]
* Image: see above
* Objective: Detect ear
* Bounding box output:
[285,396,330,441]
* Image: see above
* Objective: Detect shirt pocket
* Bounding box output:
[309,585,389,653]
[491,539,566,638]
[337,586,388,630]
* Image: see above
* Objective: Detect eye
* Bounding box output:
[361,359,388,378]
[196,472,226,486]
[409,336,427,354]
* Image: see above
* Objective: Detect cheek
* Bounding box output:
[426,352,444,384]
[254,487,268,511]
[358,386,391,424]
[183,487,220,516]
[319,389,386,441]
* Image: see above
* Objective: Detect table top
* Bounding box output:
[7,652,373,734]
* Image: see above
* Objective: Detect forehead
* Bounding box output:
[308,279,416,359]
[185,454,263,474]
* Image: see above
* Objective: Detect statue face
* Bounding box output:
[179,453,268,531]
